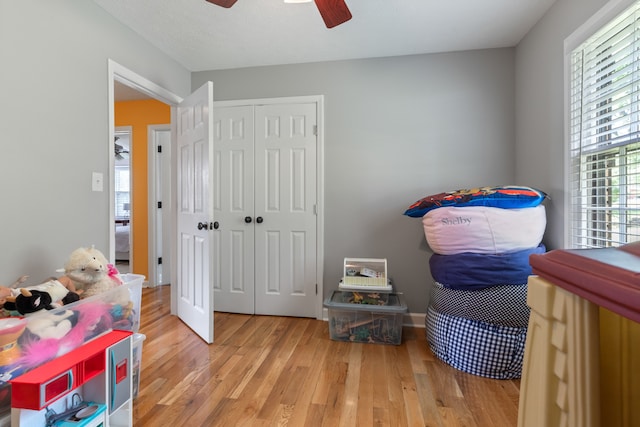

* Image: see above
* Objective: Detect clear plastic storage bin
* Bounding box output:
[0,273,145,417]
[324,290,407,345]
[131,332,146,399]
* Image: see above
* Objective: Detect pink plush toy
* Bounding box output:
[17,300,114,368]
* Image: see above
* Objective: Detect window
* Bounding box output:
[568,0,640,248]
[115,166,130,219]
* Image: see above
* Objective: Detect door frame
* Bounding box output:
[107,59,182,309]
[148,125,172,287]
[213,95,325,319]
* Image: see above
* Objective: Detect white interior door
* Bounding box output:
[212,106,255,314]
[254,103,317,317]
[176,82,214,343]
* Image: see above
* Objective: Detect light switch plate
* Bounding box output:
[92,172,104,192]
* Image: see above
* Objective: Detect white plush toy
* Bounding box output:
[59,246,122,299]
[25,310,76,340]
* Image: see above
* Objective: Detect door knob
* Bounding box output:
[213,221,219,230]
[244,216,252,223]
[256,216,263,224]
[197,222,209,230]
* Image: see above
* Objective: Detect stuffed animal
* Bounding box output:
[60,247,122,299]
[4,290,53,315]
[2,280,80,315]
[23,309,77,340]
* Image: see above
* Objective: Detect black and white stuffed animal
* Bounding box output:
[3,280,80,315]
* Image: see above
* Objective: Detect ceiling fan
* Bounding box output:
[205,0,352,29]
[115,137,130,161]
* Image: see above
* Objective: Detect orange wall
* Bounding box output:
[115,100,170,280]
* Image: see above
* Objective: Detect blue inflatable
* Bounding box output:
[429,244,546,290]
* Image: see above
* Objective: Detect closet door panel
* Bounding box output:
[212,106,255,314]
[255,103,317,317]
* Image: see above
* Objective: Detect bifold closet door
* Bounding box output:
[213,102,318,318]
[212,105,255,314]
[254,103,317,317]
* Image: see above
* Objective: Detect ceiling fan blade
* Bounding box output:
[205,0,238,8]
[314,0,352,28]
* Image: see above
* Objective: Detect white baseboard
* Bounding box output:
[321,307,426,328]
[404,312,426,328]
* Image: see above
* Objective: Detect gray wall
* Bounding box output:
[0,1,190,281]
[2,0,612,314]
[194,49,517,313]
[515,0,610,250]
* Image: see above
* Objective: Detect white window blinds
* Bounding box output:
[569,1,640,248]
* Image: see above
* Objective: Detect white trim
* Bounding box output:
[404,312,427,328]
[316,96,326,321]
[107,59,182,314]
[564,0,637,53]
[147,125,159,288]
[214,95,322,108]
[563,41,572,248]
[147,125,171,288]
[109,60,183,106]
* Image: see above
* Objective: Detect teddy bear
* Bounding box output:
[59,246,122,299]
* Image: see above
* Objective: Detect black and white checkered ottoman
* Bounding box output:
[425,305,527,379]
[429,282,530,328]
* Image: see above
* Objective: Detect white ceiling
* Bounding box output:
[94,0,557,72]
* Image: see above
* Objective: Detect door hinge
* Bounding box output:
[157,145,162,153]
[157,201,162,209]
[158,257,163,265]
[315,283,318,295]
[313,204,317,215]
[313,125,317,136]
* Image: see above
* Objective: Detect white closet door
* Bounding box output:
[212,106,255,314]
[254,103,317,317]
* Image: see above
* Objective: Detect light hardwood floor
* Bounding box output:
[133,286,520,426]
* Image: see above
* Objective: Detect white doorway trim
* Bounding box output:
[148,124,172,288]
[107,59,182,304]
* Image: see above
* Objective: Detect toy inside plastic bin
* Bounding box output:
[340,258,391,292]
[335,283,393,305]
[324,290,407,345]
[132,332,146,399]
